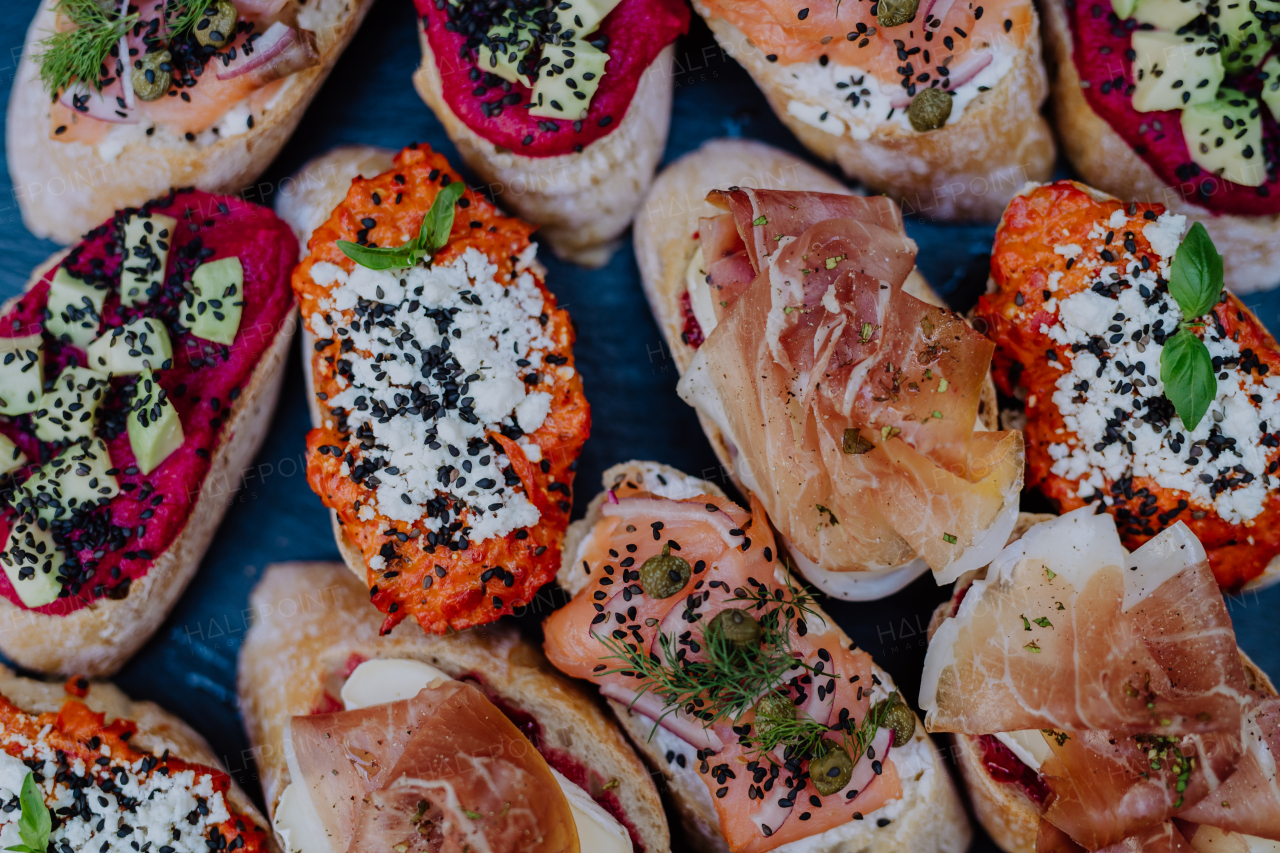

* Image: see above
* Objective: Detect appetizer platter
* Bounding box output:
[0,1,1275,853]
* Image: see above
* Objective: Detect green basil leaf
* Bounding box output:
[336,241,413,271]
[13,773,49,853]
[1167,222,1223,319]
[423,181,466,254]
[1160,328,1217,431]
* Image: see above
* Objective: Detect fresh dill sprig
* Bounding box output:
[751,688,897,767]
[35,0,137,96]
[164,0,212,43]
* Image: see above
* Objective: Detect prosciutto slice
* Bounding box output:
[288,681,578,853]
[1177,698,1280,840]
[682,187,1022,580]
[921,510,1249,737]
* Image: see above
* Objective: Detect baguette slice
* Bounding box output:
[690,0,1056,222]
[0,252,293,677]
[236,560,669,853]
[923,513,1279,853]
[633,138,999,599]
[413,29,675,268]
[6,0,376,246]
[0,665,281,852]
[1039,0,1280,294]
[556,460,973,853]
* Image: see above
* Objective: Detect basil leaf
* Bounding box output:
[4,773,50,853]
[336,241,413,271]
[422,182,466,254]
[1160,329,1217,431]
[1167,222,1223,319]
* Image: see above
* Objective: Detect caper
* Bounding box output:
[809,743,854,796]
[637,544,691,598]
[877,0,920,27]
[752,692,796,740]
[132,51,172,102]
[908,87,952,132]
[195,0,238,49]
[874,695,917,746]
[706,608,763,648]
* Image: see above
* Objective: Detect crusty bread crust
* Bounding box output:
[691,0,1055,222]
[0,252,294,676]
[236,561,670,853]
[1039,0,1280,294]
[0,666,281,853]
[7,0,376,246]
[413,29,675,268]
[275,147,397,252]
[557,461,973,853]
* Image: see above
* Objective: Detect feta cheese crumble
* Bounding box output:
[1040,213,1280,524]
[308,247,556,546]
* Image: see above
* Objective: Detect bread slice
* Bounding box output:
[924,513,1279,853]
[236,560,670,853]
[413,28,675,268]
[0,665,282,852]
[557,460,974,853]
[6,0,377,246]
[0,251,294,676]
[1039,0,1280,294]
[690,1,1055,222]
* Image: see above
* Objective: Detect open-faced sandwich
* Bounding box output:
[921,507,1279,853]
[289,143,590,636]
[0,665,278,853]
[543,460,972,853]
[978,180,1280,591]
[687,0,1055,220]
[409,0,689,266]
[635,138,1021,600]
[1040,0,1280,292]
[8,0,375,245]
[0,189,296,675]
[237,560,669,853]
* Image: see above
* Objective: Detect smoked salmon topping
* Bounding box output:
[682,187,1022,581]
[978,181,1280,589]
[294,145,590,635]
[0,687,268,853]
[544,477,904,853]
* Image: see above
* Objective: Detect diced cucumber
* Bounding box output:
[552,0,623,37]
[1130,31,1223,112]
[1181,89,1267,186]
[0,520,64,608]
[45,267,108,349]
[1260,55,1280,120]
[120,210,177,307]
[182,256,244,346]
[86,317,173,376]
[33,366,110,443]
[0,335,44,417]
[128,370,184,475]
[1112,0,1140,17]
[530,42,610,120]
[0,435,26,476]
[19,438,119,523]
[483,16,534,87]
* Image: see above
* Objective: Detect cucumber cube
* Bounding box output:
[86,317,173,376]
[1130,31,1223,112]
[19,438,119,523]
[0,335,44,416]
[1181,89,1266,186]
[46,267,108,349]
[128,370,184,475]
[33,366,109,443]
[0,434,27,476]
[484,17,535,87]
[182,257,244,346]
[0,520,65,608]
[553,0,623,37]
[1261,55,1280,121]
[120,210,177,307]
[530,42,610,120]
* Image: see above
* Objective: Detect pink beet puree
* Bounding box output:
[0,189,297,616]
[417,0,688,158]
[1069,0,1280,216]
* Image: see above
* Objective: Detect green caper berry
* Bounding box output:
[877,0,920,28]
[132,51,172,102]
[809,743,854,796]
[637,544,691,599]
[752,692,795,740]
[706,608,763,648]
[195,0,238,48]
[874,695,917,746]
[908,87,952,132]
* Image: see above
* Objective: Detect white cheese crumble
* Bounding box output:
[0,725,233,853]
[1038,213,1280,524]
[309,247,554,545]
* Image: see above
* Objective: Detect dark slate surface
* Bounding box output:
[1,2,1277,850]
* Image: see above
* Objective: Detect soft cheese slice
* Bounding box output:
[339,658,451,709]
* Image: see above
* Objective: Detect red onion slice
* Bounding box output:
[888,49,992,109]
[600,682,725,752]
[216,22,320,84]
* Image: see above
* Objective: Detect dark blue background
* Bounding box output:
[1,2,1276,850]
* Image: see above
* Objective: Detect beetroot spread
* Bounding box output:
[417,0,688,158]
[0,189,296,615]
[977,734,1052,806]
[1069,1,1280,215]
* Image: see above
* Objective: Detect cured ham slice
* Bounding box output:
[288,681,578,853]
[681,186,1022,582]
[921,509,1249,737]
[543,481,904,852]
[1178,699,1280,841]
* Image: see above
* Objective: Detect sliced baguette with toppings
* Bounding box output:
[237,560,669,853]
